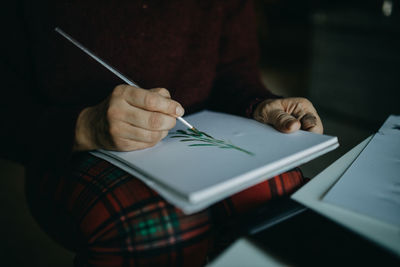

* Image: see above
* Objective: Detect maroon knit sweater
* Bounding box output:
[1,0,276,171]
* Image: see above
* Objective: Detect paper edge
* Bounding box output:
[291,136,400,256]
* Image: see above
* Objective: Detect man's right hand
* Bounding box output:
[73,85,184,152]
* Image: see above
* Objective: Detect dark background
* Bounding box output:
[1,0,399,266]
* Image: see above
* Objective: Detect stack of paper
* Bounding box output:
[323,115,400,227]
[92,110,338,214]
[292,115,400,256]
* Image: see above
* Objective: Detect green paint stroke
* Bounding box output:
[170,128,254,156]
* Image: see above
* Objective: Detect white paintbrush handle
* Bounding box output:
[55,27,195,129]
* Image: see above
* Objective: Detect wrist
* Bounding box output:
[73,107,96,151]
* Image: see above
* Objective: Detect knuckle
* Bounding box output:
[127,86,140,99]
[144,93,159,109]
[166,101,176,115]
[141,130,159,142]
[300,97,311,105]
[107,106,121,120]
[149,131,162,142]
[151,87,170,96]
[148,112,163,129]
[111,85,126,97]
[158,88,171,97]
[106,106,117,120]
[108,124,120,137]
[273,110,287,122]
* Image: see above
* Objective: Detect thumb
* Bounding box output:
[267,109,301,133]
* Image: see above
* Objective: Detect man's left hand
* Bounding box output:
[253,97,323,134]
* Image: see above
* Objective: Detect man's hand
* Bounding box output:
[253,97,323,134]
[73,85,184,151]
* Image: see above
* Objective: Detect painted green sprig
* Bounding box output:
[170,128,254,156]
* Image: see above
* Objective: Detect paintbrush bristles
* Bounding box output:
[190,127,201,135]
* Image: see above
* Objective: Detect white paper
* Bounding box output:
[323,115,400,227]
[92,110,338,213]
[379,115,400,134]
[292,137,400,256]
[207,239,283,267]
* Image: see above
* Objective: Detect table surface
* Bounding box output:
[209,209,399,266]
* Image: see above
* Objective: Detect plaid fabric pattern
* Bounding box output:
[27,153,305,267]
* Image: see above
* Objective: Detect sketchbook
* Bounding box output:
[91,110,338,214]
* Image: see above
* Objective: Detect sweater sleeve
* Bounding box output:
[0,2,83,169]
[208,0,280,117]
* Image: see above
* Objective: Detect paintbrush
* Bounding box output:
[55,27,200,134]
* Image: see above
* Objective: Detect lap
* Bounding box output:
[26,152,305,266]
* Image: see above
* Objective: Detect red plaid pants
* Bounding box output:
[26,153,305,266]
